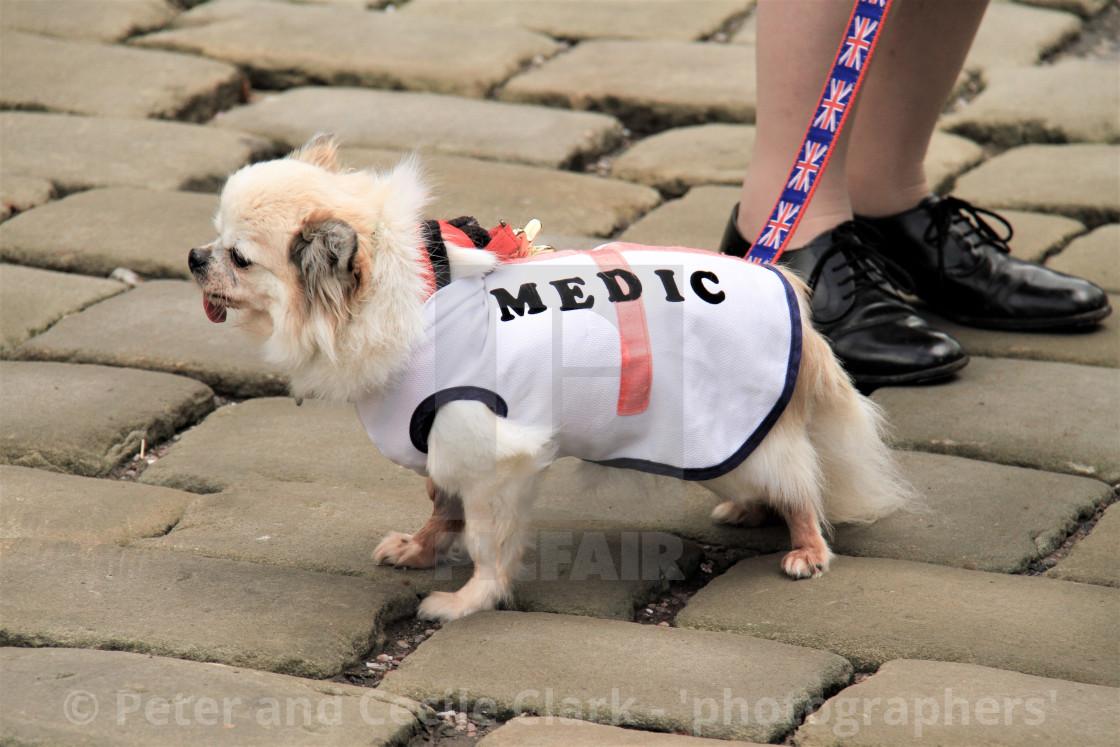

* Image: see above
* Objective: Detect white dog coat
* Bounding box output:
[356,242,801,481]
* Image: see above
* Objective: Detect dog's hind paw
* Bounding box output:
[781,547,833,579]
[374,531,436,568]
[710,501,772,527]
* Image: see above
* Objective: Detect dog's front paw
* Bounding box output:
[417,591,486,622]
[781,547,833,579]
[374,531,436,568]
[417,577,508,621]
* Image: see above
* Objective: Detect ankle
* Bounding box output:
[849,178,930,219]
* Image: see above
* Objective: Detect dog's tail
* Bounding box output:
[785,272,919,525]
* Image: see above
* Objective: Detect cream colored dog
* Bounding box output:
[189,135,912,621]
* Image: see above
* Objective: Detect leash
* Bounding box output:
[746,0,894,264]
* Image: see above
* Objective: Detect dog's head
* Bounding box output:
[190,134,370,332]
[190,134,430,398]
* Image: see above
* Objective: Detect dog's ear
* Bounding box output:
[290,133,341,172]
[291,217,360,314]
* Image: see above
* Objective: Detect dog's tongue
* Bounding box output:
[203,296,227,323]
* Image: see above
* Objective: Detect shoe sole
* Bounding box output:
[941,302,1113,331]
[851,354,970,391]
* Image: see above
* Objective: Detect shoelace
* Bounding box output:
[808,223,916,302]
[923,196,1014,278]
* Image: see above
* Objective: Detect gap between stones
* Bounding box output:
[1023,485,1119,575]
[105,395,236,483]
[1041,3,1119,63]
[702,7,754,44]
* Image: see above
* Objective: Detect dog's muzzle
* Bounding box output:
[188,242,215,277]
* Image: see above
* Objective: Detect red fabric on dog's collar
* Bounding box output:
[418,219,529,301]
[486,223,523,261]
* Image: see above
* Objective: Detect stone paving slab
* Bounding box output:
[135,0,560,98]
[1047,224,1119,293]
[380,611,853,742]
[872,357,1120,482]
[0,264,125,355]
[617,186,740,250]
[0,174,52,223]
[612,124,755,196]
[515,531,702,621]
[0,647,427,746]
[0,538,418,679]
[676,554,1120,686]
[794,659,1120,746]
[953,144,1120,226]
[15,281,289,398]
[138,479,701,620]
[920,301,1120,369]
[400,0,751,42]
[964,2,1082,74]
[0,361,214,477]
[729,10,755,45]
[340,147,661,237]
[500,40,756,134]
[0,0,177,43]
[213,87,623,169]
[0,112,275,194]
[536,451,1114,574]
[1047,502,1120,587]
[0,188,218,279]
[480,716,767,746]
[833,451,1112,573]
[139,397,397,494]
[996,209,1087,263]
[946,60,1120,147]
[1016,0,1110,19]
[0,465,193,545]
[536,232,605,253]
[923,131,990,195]
[1,30,243,123]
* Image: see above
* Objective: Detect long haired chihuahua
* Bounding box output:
[189,135,912,621]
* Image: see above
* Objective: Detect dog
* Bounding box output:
[189,134,912,621]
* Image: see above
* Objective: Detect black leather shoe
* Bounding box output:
[857,195,1112,330]
[720,205,969,389]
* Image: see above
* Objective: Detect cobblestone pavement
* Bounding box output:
[1,1,1118,744]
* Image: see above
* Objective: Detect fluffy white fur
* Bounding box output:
[191,135,914,622]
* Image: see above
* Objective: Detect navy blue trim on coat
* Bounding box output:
[409,387,509,454]
[588,264,803,481]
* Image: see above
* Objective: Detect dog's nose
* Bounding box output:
[188,246,211,274]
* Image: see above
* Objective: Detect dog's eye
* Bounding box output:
[230,247,252,269]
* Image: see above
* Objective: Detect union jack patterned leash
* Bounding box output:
[747,0,894,264]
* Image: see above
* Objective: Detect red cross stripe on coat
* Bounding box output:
[589,245,652,416]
